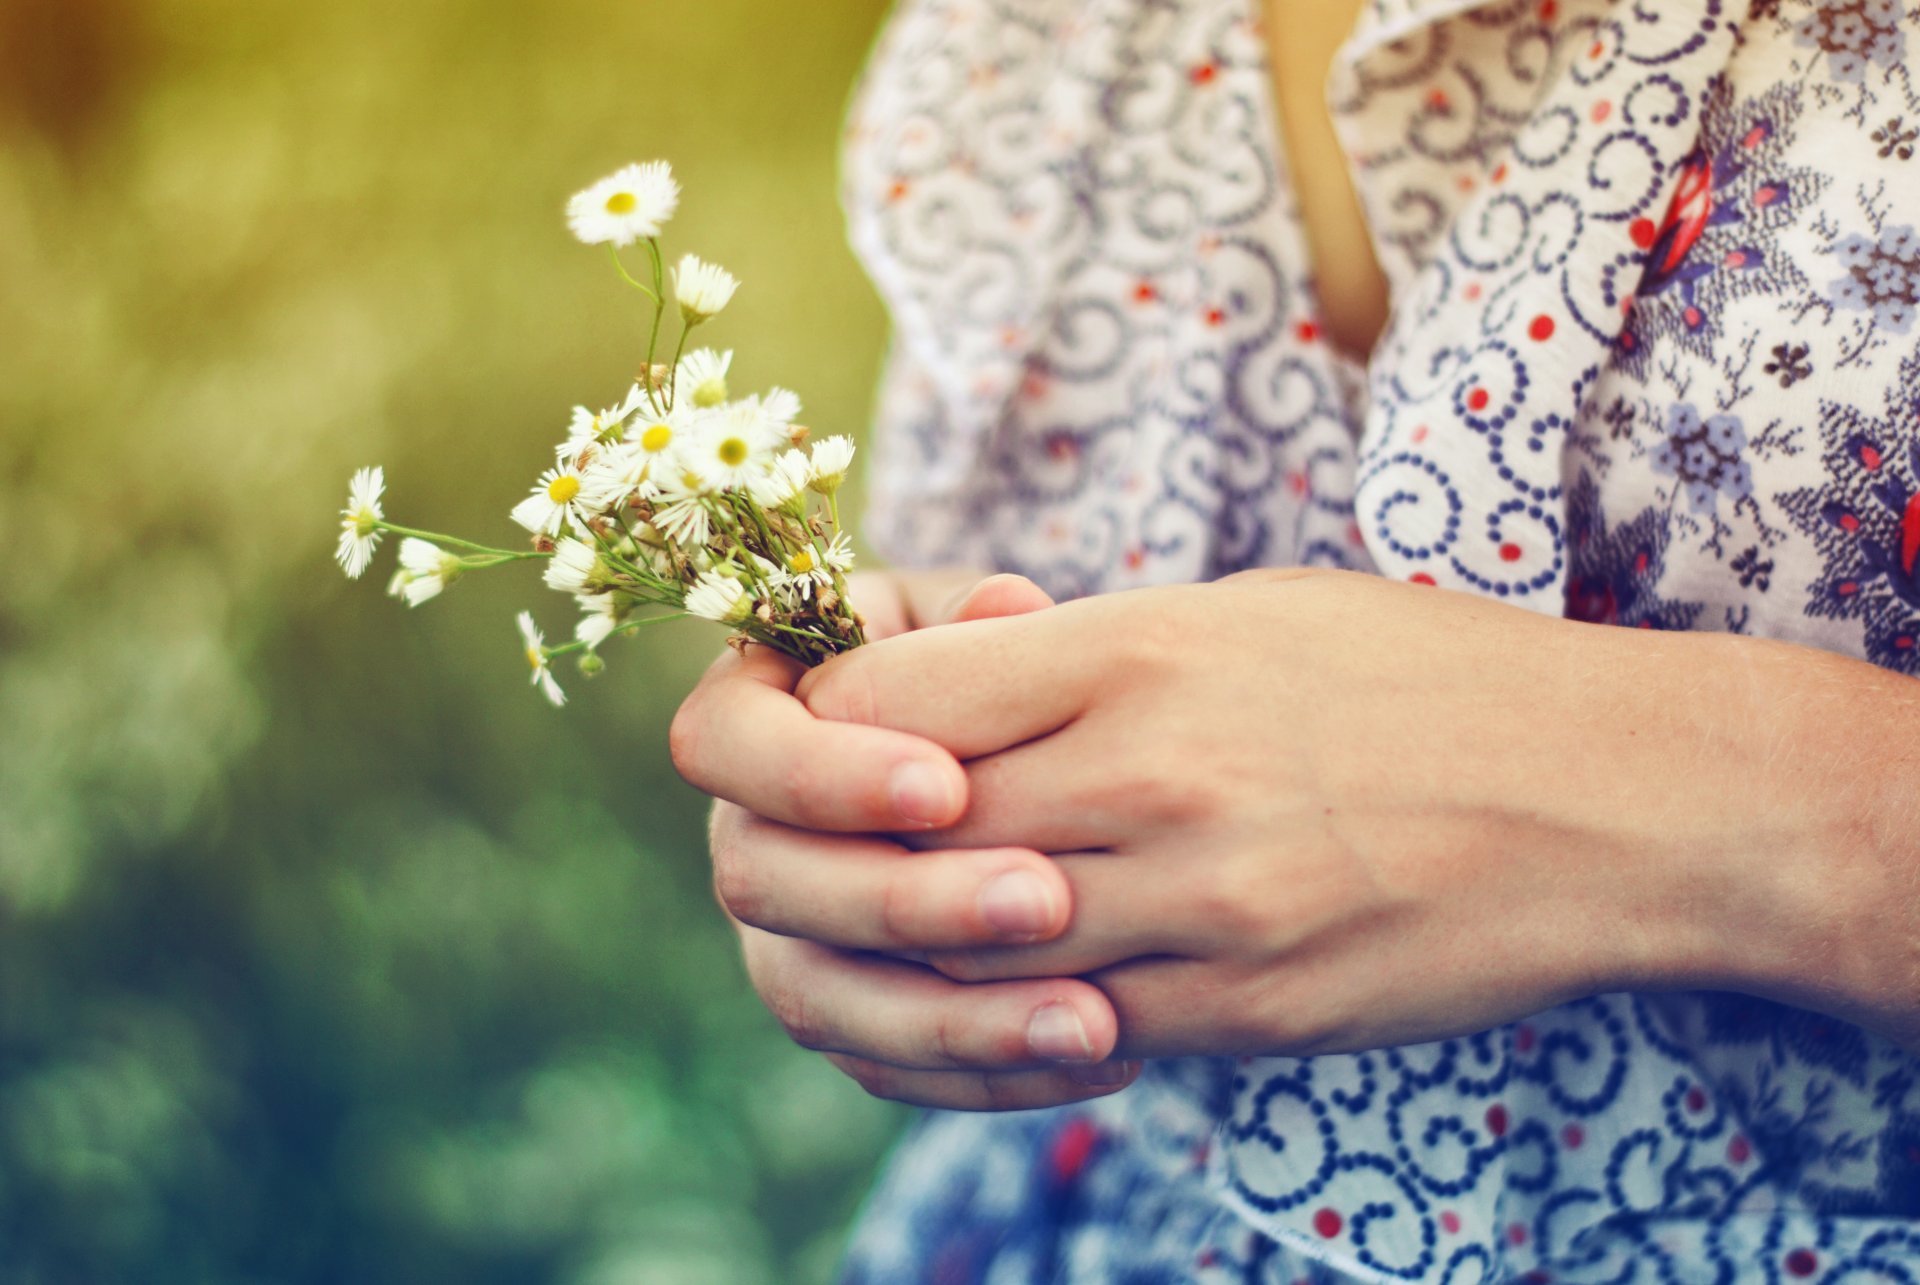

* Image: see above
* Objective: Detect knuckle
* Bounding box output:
[928,1006,965,1068]
[804,654,882,728]
[978,1071,1026,1112]
[846,1059,901,1101]
[777,756,831,828]
[667,696,707,785]
[755,964,831,1052]
[709,847,767,929]
[876,872,927,949]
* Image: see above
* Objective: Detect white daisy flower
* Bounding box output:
[653,496,713,547]
[386,537,461,607]
[807,435,857,494]
[755,386,802,431]
[565,161,679,247]
[558,385,646,464]
[619,402,700,491]
[516,611,567,707]
[576,594,631,649]
[688,401,780,493]
[510,460,621,537]
[676,348,732,408]
[542,537,605,595]
[683,571,752,625]
[749,448,813,510]
[335,466,386,579]
[779,532,854,602]
[674,253,739,321]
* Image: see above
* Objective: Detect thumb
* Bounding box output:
[938,573,1056,625]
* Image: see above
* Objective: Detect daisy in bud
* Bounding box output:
[673,254,739,322]
[387,537,462,606]
[684,570,752,625]
[335,466,386,578]
[676,348,732,408]
[542,538,606,595]
[749,448,813,511]
[807,435,857,494]
[510,460,620,537]
[566,161,678,247]
[689,401,780,492]
[516,611,567,706]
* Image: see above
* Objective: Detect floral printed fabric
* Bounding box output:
[838,0,1920,1280]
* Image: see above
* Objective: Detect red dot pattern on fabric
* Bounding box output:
[1785,1249,1819,1277]
[1486,1104,1510,1137]
[1441,1211,1462,1234]
[1500,543,1523,562]
[1630,217,1658,248]
[1530,314,1556,341]
[1468,388,1491,411]
[1410,572,1437,586]
[1562,1123,1584,1149]
[1050,1119,1099,1182]
[1314,1208,1344,1238]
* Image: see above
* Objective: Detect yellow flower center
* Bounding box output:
[526,646,543,672]
[718,437,749,467]
[692,379,726,408]
[604,191,637,214]
[641,424,673,453]
[547,475,582,504]
[788,550,816,574]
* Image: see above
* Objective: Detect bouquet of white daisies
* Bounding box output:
[334,161,863,705]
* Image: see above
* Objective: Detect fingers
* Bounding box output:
[797,602,1099,760]
[825,1053,1141,1111]
[672,643,967,831]
[921,851,1193,982]
[934,572,1056,626]
[711,802,1073,949]
[741,925,1123,1071]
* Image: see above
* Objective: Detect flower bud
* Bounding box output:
[577,652,607,677]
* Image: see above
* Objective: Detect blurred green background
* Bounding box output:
[0,0,906,1280]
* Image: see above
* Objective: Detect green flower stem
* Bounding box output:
[642,238,668,409]
[664,319,692,411]
[540,611,689,661]
[606,244,659,300]
[373,522,539,560]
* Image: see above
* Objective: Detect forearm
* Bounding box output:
[1601,624,1920,1047]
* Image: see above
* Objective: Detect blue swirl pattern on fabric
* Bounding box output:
[838,1,1920,1279]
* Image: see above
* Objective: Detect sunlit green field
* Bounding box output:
[0,1,901,1279]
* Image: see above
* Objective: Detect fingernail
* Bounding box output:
[889,761,954,827]
[978,870,1055,940]
[1069,1060,1137,1087]
[1027,1002,1094,1062]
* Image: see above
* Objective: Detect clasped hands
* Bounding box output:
[671,565,1895,1110]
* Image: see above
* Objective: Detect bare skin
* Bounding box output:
[668,5,1920,1110]
[677,569,1920,1109]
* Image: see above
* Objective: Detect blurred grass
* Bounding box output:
[0,0,903,1280]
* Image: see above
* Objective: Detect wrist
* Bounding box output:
[1667,633,1920,1043]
